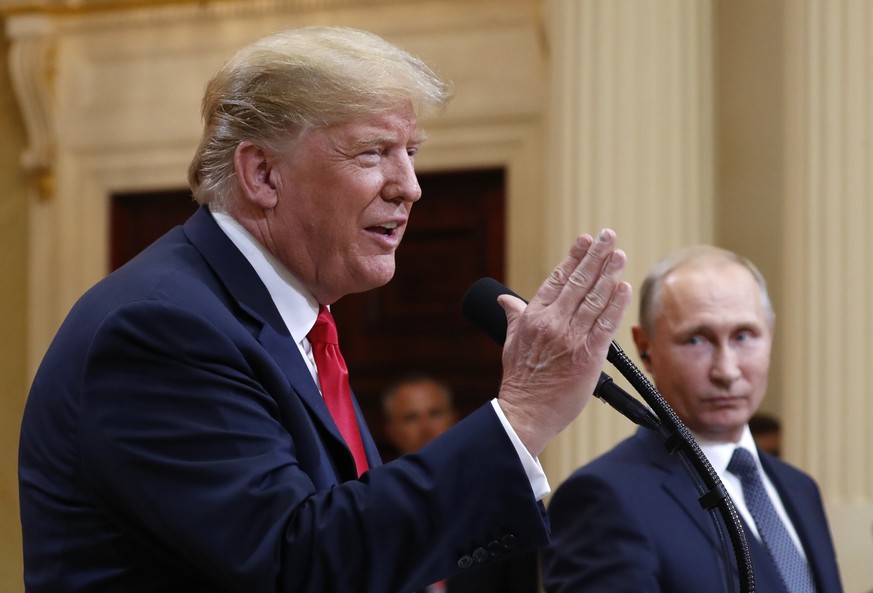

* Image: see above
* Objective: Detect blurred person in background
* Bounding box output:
[749,412,782,457]
[383,373,540,593]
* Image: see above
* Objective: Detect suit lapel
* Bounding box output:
[660,464,725,548]
[183,207,287,332]
[633,429,725,547]
[182,206,370,478]
[257,322,362,478]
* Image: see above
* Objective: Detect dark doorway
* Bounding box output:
[110,190,200,271]
[110,167,506,460]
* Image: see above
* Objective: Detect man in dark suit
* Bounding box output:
[18,26,633,593]
[541,245,843,593]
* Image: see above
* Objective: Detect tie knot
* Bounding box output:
[728,447,758,479]
[307,305,339,345]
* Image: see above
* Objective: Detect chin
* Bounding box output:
[363,258,397,287]
[345,265,396,295]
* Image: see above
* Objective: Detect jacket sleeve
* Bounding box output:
[541,471,662,593]
[78,299,549,593]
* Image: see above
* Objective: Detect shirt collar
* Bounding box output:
[693,424,760,475]
[210,209,319,342]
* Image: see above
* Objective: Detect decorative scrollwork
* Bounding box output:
[7,15,57,200]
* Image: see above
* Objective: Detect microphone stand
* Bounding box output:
[606,341,755,593]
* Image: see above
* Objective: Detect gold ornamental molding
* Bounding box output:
[1,0,431,201]
[5,14,56,199]
[0,0,415,17]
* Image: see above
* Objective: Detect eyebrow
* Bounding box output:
[677,320,763,338]
[351,131,428,149]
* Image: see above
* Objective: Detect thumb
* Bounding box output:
[497,294,527,343]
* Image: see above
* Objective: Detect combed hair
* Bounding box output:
[638,245,775,336]
[188,26,452,210]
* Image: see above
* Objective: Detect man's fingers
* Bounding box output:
[574,248,627,320]
[551,229,619,316]
[590,280,633,344]
[531,234,595,308]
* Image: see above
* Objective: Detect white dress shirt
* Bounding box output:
[210,209,549,499]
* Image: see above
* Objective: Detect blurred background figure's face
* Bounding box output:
[633,260,773,443]
[384,380,457,454]
[753,429,781,457]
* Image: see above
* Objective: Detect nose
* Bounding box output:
[383,152,421,204]
[423,416,443,437]
[710,344,742,386]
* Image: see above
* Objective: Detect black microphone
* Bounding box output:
[461,277,660,431]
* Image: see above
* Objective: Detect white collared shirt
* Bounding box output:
[210,209,549,499]
[695,426,808,558]
[211,210,321,386]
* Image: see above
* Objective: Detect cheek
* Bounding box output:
[661,352,709,384]
[659,364,710,406]
[740,351,772,380]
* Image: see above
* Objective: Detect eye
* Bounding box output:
[734,330,755,343]
[686,335,704,346]
[356,149,382,165]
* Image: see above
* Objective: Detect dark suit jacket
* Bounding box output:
[541,426,843,593]
[445,548,539,593]
[19,206,549,593]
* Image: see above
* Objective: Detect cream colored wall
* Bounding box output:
[539,0,716,483]
[714,0,787,418]
[0,29,28,593]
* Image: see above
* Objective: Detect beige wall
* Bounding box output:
[0,28,28,593]
[714,0,787,418]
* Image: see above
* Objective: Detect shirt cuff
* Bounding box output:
[490,399,551,501]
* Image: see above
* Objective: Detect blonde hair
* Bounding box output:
[188,27,451,210]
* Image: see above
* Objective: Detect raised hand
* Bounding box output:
[496,230,632,457]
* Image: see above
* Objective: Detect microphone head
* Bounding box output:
[461,277,527,345]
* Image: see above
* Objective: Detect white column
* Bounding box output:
[540,0,716,485]
[782,2,873,590]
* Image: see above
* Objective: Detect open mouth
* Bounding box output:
[368,221,398,236]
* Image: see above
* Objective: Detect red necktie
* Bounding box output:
[307,306,369,476]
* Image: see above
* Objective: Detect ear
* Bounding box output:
[234,141,279,209]
[631,325,653,372]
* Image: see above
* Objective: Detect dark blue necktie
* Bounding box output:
[728,447,817,593]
